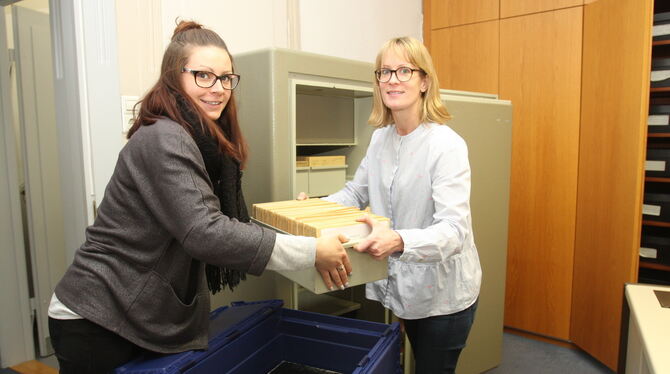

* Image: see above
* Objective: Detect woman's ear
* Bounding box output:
[420,77,429,93]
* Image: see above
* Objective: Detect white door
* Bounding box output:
[13,4,66,356]
[0,5,34,367]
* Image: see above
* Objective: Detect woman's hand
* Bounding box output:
[296,192,308,200]
[315,234,352,291]
[354,215,404,260]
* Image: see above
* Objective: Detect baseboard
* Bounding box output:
[9,360,57,374]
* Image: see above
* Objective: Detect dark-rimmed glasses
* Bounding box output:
[182,67,240,90]
[375,67,424,83]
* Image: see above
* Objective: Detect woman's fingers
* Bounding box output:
[356,214,376,227]
[318,269,334,291]
[315,234,351,291]
[342,254,353,275]
[354,238,373,252]
[318,265,348,291]
[330,266,347,290]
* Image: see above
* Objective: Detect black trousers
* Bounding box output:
[48,317,144,374]
[404,300,478,374]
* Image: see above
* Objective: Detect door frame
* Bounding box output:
[51,0,124,263]
[0,0,122,365]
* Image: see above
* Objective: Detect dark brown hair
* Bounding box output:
[127,20,248,167]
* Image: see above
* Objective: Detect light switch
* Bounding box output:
[121,95,139,134]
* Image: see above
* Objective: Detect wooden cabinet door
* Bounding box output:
[430,0,499,28]
[500,7,583,340]
[501,0,583,18]
[431,20,499,94]
[572,0,652,370]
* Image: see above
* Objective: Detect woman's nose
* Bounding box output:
[210,78,225,93]
[388,72,401,84]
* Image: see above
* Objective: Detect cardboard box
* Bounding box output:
[296,155,346,167]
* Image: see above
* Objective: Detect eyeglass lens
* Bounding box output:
[376,67,416,83]
[193,71,239,90]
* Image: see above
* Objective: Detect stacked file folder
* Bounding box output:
[252,199,391,294]
[253,198,389,237]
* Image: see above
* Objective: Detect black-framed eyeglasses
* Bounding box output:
[375,67,424,83]
[182,67,240,90]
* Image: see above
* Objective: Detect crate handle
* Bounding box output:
[225,329,241,340]
[357,355,370,367]
[315,324,352,334]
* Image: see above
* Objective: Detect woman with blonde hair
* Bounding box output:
[324,36,481,373]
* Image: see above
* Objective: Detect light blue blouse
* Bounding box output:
[325,123,481,319]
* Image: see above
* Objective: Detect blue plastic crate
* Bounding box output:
[115,299,401,374]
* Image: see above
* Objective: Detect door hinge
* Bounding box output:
[28,297,37,320]
[8,48,15,76]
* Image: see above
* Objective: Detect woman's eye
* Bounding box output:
[221,75,230,82]
[196,72,211,80]
[398,67,412,74]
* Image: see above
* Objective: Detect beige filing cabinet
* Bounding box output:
[234,48,512,374]
[441,90,512,374]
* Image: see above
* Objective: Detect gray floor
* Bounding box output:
[35,332,616,374]
[484,333,615,374]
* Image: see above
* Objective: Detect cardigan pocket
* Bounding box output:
[123,271,209,351]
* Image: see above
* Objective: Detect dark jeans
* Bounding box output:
[403,300,478,374]
[48,317,144,374]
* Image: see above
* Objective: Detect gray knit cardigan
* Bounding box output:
[54,118,275,353]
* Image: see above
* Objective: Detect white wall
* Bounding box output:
[118,0,424,116]
[160,0,422,63]
[161,0,292,55]
[299,0,423,63]
[117,0,424,100]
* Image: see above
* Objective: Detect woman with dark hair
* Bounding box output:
[47,20,351,374]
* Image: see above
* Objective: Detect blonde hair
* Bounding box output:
[368,37,451,127]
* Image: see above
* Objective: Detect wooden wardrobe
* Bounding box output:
[424,0,654,370]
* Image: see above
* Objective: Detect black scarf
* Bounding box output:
[176,96,248,294]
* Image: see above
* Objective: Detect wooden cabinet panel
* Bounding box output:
[431,20,499,94]
[430,0,498,28]
[501,7,583,340]
[572,0,652,370]
[501,0,582,18]
[423,0,432,50]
